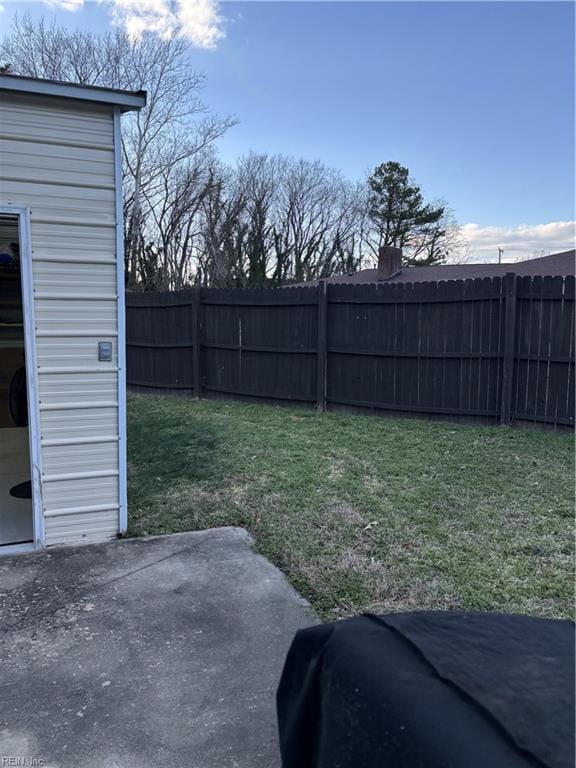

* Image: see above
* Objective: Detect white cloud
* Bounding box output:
[103,0,224,48]
[177,0,224,48]
[43,0,225,48]
[44,0,85,10]
[457,220,575,263]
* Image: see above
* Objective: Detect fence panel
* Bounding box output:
[126,275,574,428]
[126,290,195,392]
[200,287,318,403]
[326,278,505,420]
[513,275,575,425]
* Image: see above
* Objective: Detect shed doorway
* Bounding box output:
[0,213,34,547]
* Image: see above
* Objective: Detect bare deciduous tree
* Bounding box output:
[193,154,363,287]
[1,15,466,288]
[1,13,236,289]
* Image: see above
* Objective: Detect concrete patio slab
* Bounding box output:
[0,527,317,768]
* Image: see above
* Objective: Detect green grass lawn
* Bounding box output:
[127,393,574,621]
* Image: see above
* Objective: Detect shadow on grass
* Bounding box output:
[127,397,230,515]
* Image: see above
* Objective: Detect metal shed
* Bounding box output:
[0,75,146,552]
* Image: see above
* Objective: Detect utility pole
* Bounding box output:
[498,246,504,264]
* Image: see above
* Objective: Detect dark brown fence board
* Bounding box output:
[126,274,574,428]
[192,287,201,397]
[525,276,543,419]
[550,276,575,423]
[512,275,574,425]
[565,277,575,425]
[197,286,318,404]
[202,286,317,306]
[202,348,316,402]
[445,280,466,414]
[316,280,328,411]
[533,278,552,421]
[126,290,195,392]
[500,273,518,424]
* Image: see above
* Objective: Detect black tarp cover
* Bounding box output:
[277,612,575,768]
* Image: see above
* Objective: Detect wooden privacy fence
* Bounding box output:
[126,274,575,428]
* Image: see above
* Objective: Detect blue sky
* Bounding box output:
[1,1,575,259]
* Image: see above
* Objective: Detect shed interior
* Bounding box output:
[0,214,33,546]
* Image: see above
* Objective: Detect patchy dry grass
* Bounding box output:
[128,394,575,621]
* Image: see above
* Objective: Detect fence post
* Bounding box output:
[192,287,202,399]
[500,272,517,424]
[316,280,328,411]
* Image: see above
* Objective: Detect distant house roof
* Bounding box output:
[295,249,575,287]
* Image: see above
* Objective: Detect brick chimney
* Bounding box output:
[378,246,403,280]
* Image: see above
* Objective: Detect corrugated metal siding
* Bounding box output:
[26,222,115,258]
[40,406,119,441]
[43,474,119,516]
[3,179,116,225]
[44,510,119,546]
[33,261,117,295]
[42,441,119,475]
[0,94,115,147]
[0,94,120,545]
[35,298,118,335]
[1,138,116,189]
[36,336,118,369]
